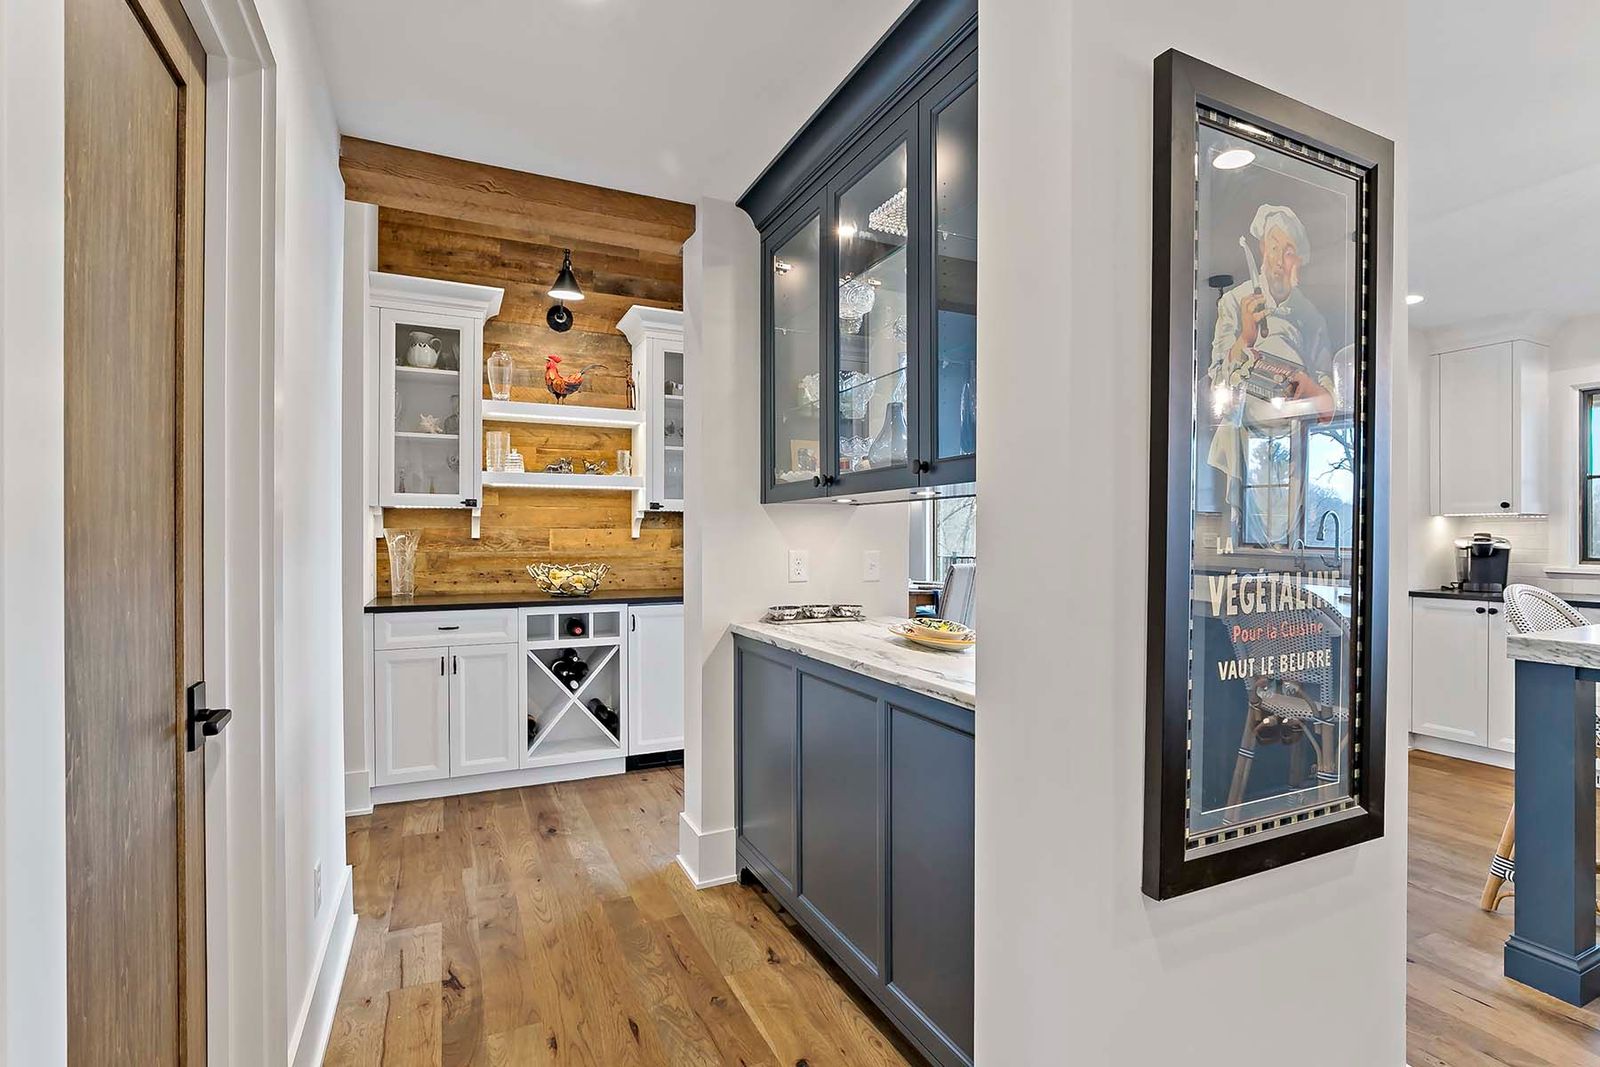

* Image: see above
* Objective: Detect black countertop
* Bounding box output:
[1410,587,1600,610]
[365,588,684,613]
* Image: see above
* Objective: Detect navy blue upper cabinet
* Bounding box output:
[744,0,977,503]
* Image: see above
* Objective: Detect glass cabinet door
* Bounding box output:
[767,208,826,497]
[661,347,684,506]
[381,309,473,507]
[928,75,978,477]
[834,139,912,488]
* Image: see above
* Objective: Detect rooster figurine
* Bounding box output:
[544,354,603,404]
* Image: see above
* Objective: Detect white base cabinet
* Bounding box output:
[449,644,522,777]
[368,603,684,802]
[374,646,452,786]
[628,603,685,755]
[1411,598,1496,747]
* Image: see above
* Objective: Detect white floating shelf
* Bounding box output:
[394,431,459,441]
[481,399,644,428]
[394,364,459,381]
[481,471,645,491]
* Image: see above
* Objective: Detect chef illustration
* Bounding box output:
[1207,203,1340,542]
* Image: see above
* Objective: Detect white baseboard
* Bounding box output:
[1409,733,1515,770]
[369,757,625,807]
[677,811,736,888]
[289,866,356,1067]
[344,769,373,816]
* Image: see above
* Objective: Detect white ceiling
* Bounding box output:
[305,0,914,205]
[1407,0,1600,329]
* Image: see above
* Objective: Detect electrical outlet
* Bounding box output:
[863,550,881,582]
[787,548,810,583]
[313,861,323,915]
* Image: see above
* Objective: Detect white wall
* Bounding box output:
[0,0,68,1060]
[680,198,912,885]
[975,2,1409,1063]
[254,0,355,1058]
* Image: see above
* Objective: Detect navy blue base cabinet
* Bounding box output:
[735,637,975,1067]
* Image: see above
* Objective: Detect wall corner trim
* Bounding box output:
[677,812,737,888]
[288,868,357,1067]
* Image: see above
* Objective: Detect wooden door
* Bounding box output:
[448,643,522,777]
[65,0,207,1062]
[1410,598,1490,746]
[374,647,452,785]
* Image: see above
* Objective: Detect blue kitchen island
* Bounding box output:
[1504,623,1600,1005]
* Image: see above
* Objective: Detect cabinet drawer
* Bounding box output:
[374,610,518,650]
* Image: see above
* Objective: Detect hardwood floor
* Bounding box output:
[324,768,924,1066]
[1409,750,1600,1066]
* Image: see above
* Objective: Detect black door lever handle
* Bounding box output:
[186,681,233,752]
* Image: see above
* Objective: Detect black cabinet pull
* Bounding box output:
[1476,606,1487,614]
[440,655,446,675]
[452,656,458,674]
[437,625,460,631]
[813,475,822,488]
[1488,607,1499,615]
[1500,501,1511,509]
[916,459,931,474]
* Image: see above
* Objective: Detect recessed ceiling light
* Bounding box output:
[1212,148,1255,170]
[1406,293,1426,305]
[833,497,856,505]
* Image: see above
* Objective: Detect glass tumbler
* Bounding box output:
[485,430,511,472]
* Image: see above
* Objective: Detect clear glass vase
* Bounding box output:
[384,529,421,598]
[486,349,514,401]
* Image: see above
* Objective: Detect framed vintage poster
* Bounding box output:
[1144,50,1393,899]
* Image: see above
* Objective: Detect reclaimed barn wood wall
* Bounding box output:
[341,138,695,594]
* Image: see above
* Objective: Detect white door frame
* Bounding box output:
[182,0,285,1063]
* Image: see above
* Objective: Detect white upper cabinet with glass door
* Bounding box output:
[370,272,504,509]
[617,305,686,513]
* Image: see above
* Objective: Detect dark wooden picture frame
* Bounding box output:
[1144,50,1394,899]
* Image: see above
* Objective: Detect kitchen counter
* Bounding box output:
[365,588,684,613]
[1505,623,1600,669]
[1411,587,1600,610]
[730,617,975,711]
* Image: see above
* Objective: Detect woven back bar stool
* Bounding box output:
[1223,579,1349,820]
[1480,584,1597,912]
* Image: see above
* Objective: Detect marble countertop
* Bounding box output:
[1506,624,1600,668]
[730,617,975,711]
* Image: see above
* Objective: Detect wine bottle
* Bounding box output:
[565,616,586,637]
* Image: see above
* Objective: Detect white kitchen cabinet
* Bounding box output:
[617,306,686,514]
[1432,339,1548,516]
[369,272,504,511]
[449,643,522,777]
[1411,598,1491,746]
[1486,607,1516,752]
[628,603,685,755]
[375,646,452,785]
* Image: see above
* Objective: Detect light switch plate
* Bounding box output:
[863,550,881,582]
[787,548,810,583]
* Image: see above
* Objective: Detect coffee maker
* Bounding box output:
[1454,532,1512,593]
